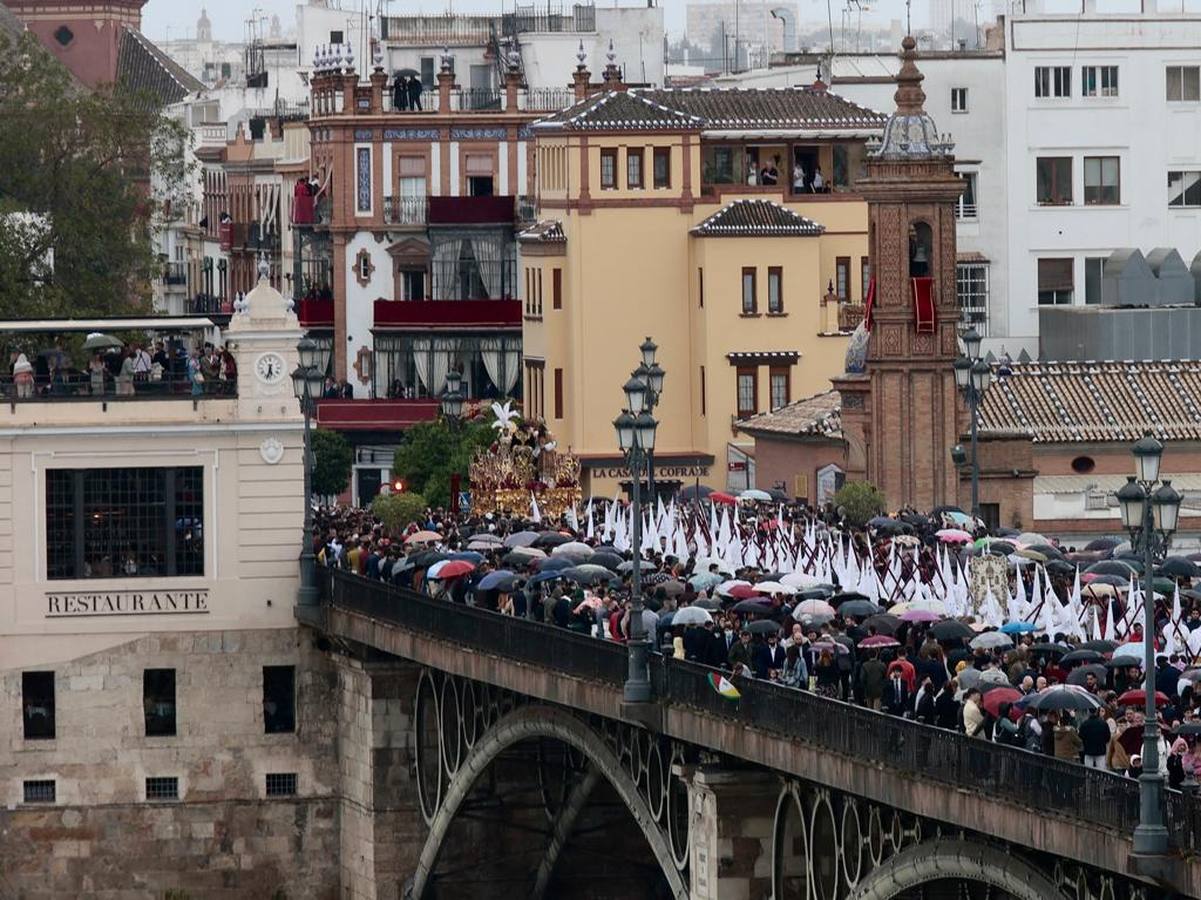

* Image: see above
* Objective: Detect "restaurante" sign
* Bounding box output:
[45,589,210,618]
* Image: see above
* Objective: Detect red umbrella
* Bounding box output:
[858,635,900,648]
[728,583,765,600]
[981,687,1023,719]
[1117,689,1172,708]
[429,559,476,580]
[710,491,737,505]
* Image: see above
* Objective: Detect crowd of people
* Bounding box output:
[312,499,1201,785]
[8,340,237,398]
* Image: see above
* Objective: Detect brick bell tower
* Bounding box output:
[4,0,146,88]
[834,36,964,511]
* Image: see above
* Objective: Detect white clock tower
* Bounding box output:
[226,262,305,423]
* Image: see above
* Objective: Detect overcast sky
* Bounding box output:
[144,0,924,44]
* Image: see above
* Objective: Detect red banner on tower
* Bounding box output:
[911,277,935,334]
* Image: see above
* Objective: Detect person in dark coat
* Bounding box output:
[1078,707,1111,768]
[408,75,423,110]
[883,667,911,717]
[934,679,960,730]
[752,633,786,679]
[392,72,407,110]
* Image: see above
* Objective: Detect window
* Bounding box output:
[979,503,1000,533]
[736,369,758,418]
[46,467,204,580]
[955,172,977,219]
[266,773,298,797]
[626,148,643,189]
[860,258,871,302]
[767,267,783,313]
[1167,66,1201,102]
[653,147,671,188]
[1085,256,1106,304]
[956,263,989,332]
[1034,65,1071,98]
[329,30,344,43]
[53,25,74,46]
[1036,157,1072,205]
[1084,156,1120,205]
[1071,456,1097,474]
[145,777,179,801]
[700,365,706,416]
[1082,65,1118,97]
[466,175,493,197]
[420,57,436,87]
[553,368,563,419]
[769,368,790,410]
[536,269,543,315]
[23,780,56,804]
[698,267,704,308]
[552,268,562,310]
[835,257,851,301]
[22,672,55,740]
[1038,258,1074,305]
[600,149,618,189]
[950,87,968,112]
[144,668,177,737]
[741,267,757,314]
[263,665,296,734]
[401,269,425,301]
[1169,170,1201,207]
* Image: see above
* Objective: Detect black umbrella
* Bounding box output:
[1175,722,1201,737]
[746,619,782,635]
[1028,543,1064,560]
[591,551,624,572]
[929,619,975,641]
[732,598,774,614]
[799,587,834,600]
[678,484,713,501]
[1026,686,1103,711]
[534,532,572,548]
[931,504,965,516]
[1087,573,1129,587]
[863,613,900,635]
[1028,642,1068,657]
[408,550,449,568]
[838,599,882,618]
[1061,649,1105,665]
[1080,639,1118,653]
[1085,537,1119,552]
[1066,664,1107,686]
[1085,560,1137,578]
[767,488,789,502]
[984,539,1017,555]
[1045,559,1075,577]
[1159,557,1200,579]
[994,527,1022,537]
[831,591,871,606]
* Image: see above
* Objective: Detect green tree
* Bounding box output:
[833,480,886,527]
[392,419,493,508]
[311,429,353,497]
[0,32,189,318]
[372,491,428,534]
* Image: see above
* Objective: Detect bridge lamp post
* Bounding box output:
[614,387,658,704]
[1117,433,1182,858]
[292,337,326,607]
[441,370,465,431]
[636,337,666,502]
[952,326,990,522]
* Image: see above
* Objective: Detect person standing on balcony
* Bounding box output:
[812,166,826,192]
[392,72,407,111]
[408,75,423,111]
[89,352,107,396]
[132,344,151,382]
[11,352,33,398]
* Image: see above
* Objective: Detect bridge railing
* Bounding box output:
[327,571,1199,852]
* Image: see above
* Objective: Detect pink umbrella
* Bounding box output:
[859,634,900,648]
[899,609,941,623]
[936,528,973,544]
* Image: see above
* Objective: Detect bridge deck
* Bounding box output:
[318,571,1201,895]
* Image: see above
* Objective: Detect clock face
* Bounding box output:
[255,353,286,385]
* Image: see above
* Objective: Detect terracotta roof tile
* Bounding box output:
[737,390,843,439]
[117,27,204,110]
[533,90,703,132]
[692,199,824,237]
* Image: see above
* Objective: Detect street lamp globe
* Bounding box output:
[1132,433,1165,484]
[953,357,971,390]
[291,365,311,402]
[623,376,648,415]
[962,326,982,360]
[634,412,658,452]
[1117,476,1146,532]
[950,444,967,466]
[305,366,325,400]
[1152,480,1183,535]
[297,336,321,370]
[639,336,658,368]
[970,359,992,394]
[613,411,636,452]
[646,362,666,395]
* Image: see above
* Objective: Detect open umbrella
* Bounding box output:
[1085,537,1119,552]
[468,536,505,551]
[1000,621,1038,635]
[1028,543,1065,560]
[839,599,882,618]
[1112,642,1149,662]
[864,613,900,634]
[1026,685,1103,712]
[428,559,475,580]
[746,619,782,635]
[956,668,983,692]
[537,556,575,572]
[1084,573,1129,587]
[781,571,822,589]
[673,606,713,626]
[591,551,624,571]
[406,530,443,545]
[449,551,484,564]
[504,531,540,548]
[728,584,765,600]
[553,541,594,558]
[689,572,722,590]
[900,609,940,623]
[795,598,836,618]
[561,566,618,586]
[929,619,975,641]
[936,528,973,543]
[970,631,1013,650]
[1046,560,1075,577]
[408,550,449,569]
[1085,560,1137,578]
[858,634,899,648]
[716,579,752,596]
[694,595,722,611]
[982,687,1023,718]
[661,579,687,596]
[1116,689,1172,708]
[83,332,123,350]
[1061,649,1105,665]
[1080,639,1118,653]
[709,491,737,505]
[739,488,773,502]
[478,570,520,592]
[678,484,713,501]
[1066,664,1107,687]
[732,598,774,614]
[1028,642,1068,657]
[535,532,573,548]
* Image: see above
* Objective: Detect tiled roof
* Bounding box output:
[534,86,885,134]
[978,360,1201,443]
[117,27,204,109]
[693,199,824,237]
[737,389,844,439]
[518,220,566,243]
[534,90,703,132]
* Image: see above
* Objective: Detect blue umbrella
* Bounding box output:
[1000,621,1038,634]
[538,556,575,572]
[478,569,518,591]
[528,570,566,585]
[450,551,485,564]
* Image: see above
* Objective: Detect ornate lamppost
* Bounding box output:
[952,326,991,520]
[291,337,326,606]
[635,337,666,501]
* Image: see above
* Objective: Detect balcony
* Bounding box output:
[186,293,230,316]
[428,195,515,226]
[838,303,865,332]
[315,398,440,431]
[2,369,237,402]
[298,298,335,328]
[384,195,428,226]
[162,262,188,287]
[374,298,521,329]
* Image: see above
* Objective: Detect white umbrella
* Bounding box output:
[794,598,836,618]
[673,606,713,626]
[754,580,797,595]
[970,631,1013,650]
[552,541,594,558]
[83,332,123,351]
[782,571,821,588]
[716,579,752,596]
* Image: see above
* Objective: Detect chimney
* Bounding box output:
[572,40,591,101]
[437,49,456,113]
[369,66,387,114]
[601,39,625,90]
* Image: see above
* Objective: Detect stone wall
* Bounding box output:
[0,627,340,898]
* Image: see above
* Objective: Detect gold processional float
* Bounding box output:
[468,401,582,519]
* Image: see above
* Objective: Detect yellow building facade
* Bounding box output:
[520,84,885,494]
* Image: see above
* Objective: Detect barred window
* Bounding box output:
[265,772,298,797]
[145,777,179,801]
[23,780,55,803]
[46,467,203,579]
